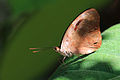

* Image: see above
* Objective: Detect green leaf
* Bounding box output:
[52,70,116,80]
[49,24,120,80]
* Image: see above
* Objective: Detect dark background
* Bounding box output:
[0,0,120,80]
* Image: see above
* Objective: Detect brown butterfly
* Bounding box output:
[30,8,102,58]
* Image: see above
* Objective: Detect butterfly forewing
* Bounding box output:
[60,8,102,55]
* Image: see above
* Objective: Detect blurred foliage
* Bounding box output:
[8,0,50,20]
[0,0,117,80]
[49,24,120,80]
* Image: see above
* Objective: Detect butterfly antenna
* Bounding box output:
[29,47,55,53]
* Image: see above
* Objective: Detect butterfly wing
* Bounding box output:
[60,8,102,55]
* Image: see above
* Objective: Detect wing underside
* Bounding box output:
[60,8,102,55]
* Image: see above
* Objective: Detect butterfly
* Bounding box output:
[30,8,102,58]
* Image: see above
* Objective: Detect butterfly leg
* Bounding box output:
[68,52,72,57]
[62,56,66,63]
[62,52,72,63]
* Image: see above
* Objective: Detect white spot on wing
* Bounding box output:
[87,49,94,53]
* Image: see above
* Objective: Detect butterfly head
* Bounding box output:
[54,46,73,57]
[54,46,61,53]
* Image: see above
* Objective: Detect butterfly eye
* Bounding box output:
[54,47,60,52]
